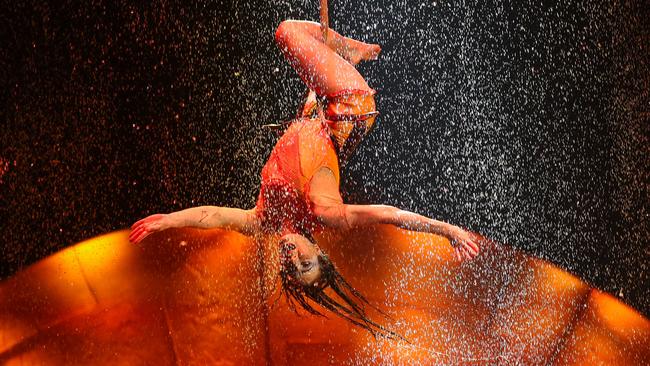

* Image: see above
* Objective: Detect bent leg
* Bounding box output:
[275,20,379,96]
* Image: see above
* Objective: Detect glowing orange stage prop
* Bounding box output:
[0,227,648,365]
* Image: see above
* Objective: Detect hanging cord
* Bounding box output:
[321,0,329,44]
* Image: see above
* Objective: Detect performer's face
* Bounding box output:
[280,233,322,285]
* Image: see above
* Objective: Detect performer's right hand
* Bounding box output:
[129,214,170,244]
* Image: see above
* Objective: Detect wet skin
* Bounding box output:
[280,233,322,286]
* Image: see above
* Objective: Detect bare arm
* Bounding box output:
[316,204,452,236]
[313,203,479,260]
[166,206,258,232]
[129,206,260,244]
[308,167,479,260]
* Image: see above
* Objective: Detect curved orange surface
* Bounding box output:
[0,227,648,365]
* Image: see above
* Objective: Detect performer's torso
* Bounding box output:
[256,118,340,233]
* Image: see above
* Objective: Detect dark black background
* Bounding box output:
[1,0,648,316]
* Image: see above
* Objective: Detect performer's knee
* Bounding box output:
[275,20,295,46]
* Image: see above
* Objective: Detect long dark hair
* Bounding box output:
[278,247,406,341]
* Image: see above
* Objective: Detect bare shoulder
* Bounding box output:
[307,167,350,230]
[307,167,344,208]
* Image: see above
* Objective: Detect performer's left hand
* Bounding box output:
[449,227,479,261]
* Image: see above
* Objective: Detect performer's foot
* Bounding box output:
[326,35,381,66]
[346,42,381,66]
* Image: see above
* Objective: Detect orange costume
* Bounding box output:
[256,89,377,233]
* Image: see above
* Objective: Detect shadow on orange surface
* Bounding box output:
[0,227,648,365]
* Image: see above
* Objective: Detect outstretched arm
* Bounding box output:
[129,206,260,244]
[307,167,479,260]
[314,204,479,260]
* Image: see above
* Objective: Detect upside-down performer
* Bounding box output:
[130,5,479,339]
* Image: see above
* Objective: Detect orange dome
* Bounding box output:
[0,226,648,365]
